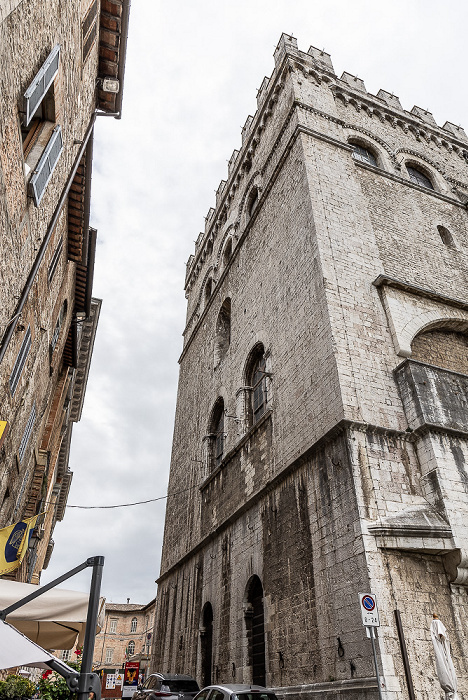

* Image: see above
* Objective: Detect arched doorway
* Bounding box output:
[246,576,266,686]
[201,602,213,687]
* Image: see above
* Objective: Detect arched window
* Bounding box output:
[406,165,434,189]
[200,602,213,687]
[247,347,267,424]
[211,399,225,468]
[130,617,137,633]
[351,143,377,167]
[437,226,455,247]
[222,238,232,268]
[247,187,259,218]
[127,640,135,656]
[214,298,231,366]
[205,279,213,305]
[245,576,265,686]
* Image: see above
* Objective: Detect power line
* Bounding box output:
[65,484,197,509]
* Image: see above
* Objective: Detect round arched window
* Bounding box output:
[351,144,377,167]
[406,166,433,189]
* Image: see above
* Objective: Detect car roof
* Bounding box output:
[153,674,197,681]
[200,686,273,693]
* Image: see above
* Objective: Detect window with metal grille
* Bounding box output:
[130,617,137,633]
[22,45,60,127]
[82,0,98,64]
[109,618,118,633]
[29,125,63,206]
[18,402,36,463]
[9,327,31,395]
[48,236,63,284]
[105,648,114,664]
[352,144,377,167]
[62,649,71,662]
[252,354,267,424]
[407,165,433,189]
[51,300,67,351]
[127,641,135,656]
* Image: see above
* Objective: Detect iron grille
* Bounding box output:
[9,326,31,395]
[18,402,36,463]
[48,236,63,284]
[29,125,63,206]
[23,45,60,126]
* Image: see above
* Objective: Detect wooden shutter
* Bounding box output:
[29,125,63,206]
[9,326,32,395]
[23,45,60,126]
[18,402,37,463]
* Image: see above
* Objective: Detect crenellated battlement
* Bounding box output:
[184,33,468,298]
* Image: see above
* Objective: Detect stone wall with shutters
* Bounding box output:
[0,0,100,580]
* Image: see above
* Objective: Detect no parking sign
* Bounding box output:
[359,593,380,627]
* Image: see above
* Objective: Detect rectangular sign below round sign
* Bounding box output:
[359,593,380,627]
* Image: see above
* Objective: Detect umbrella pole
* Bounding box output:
[369,627,384,700]
[78,556,104,700]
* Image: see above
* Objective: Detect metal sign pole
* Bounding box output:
[368,627,384,700]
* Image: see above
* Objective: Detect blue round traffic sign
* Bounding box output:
[362,595,375,611]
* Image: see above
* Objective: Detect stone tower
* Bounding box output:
[152,34,468,700]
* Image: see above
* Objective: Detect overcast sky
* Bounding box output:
[42,0,468,603]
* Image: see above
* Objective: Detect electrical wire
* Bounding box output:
[65,484,197,509]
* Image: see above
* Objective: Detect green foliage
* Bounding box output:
[38,662,81,700]
[0,674,35,699]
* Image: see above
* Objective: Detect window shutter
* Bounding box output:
[18,402,36,463]
[9,326,32,395]
[23,44,60,126]
[29,125,63,206]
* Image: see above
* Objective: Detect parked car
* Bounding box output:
[133,673,200,700]
[194,684,279,700]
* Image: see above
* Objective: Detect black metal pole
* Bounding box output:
[394,609,415,700]
[78,556,104,700]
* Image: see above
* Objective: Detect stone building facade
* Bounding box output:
[0,0,129,583]
[92,600,156,672]
[152,35,468,700]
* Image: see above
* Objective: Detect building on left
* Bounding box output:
[0,0,130,583]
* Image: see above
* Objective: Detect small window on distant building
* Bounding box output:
[437,225,455,247]
[407,165,433,189]
[127,641,135,657]
[130,617,137,633]
[105,648,114,664]
[351,144,377,167]
[214,298,231,366]
[62,649,71,661]
[109,618,118,634]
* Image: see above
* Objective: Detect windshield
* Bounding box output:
[164,682,200,693]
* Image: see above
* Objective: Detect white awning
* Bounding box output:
[0,620,55,670]
[0,580,104,650]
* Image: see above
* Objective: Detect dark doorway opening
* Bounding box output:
[246,576,266,686]
[201,602,213,687]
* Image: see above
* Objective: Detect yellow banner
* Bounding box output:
[0,515,38,575]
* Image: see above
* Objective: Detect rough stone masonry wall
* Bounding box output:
[0,0,99,526]
[156,34,468,700]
